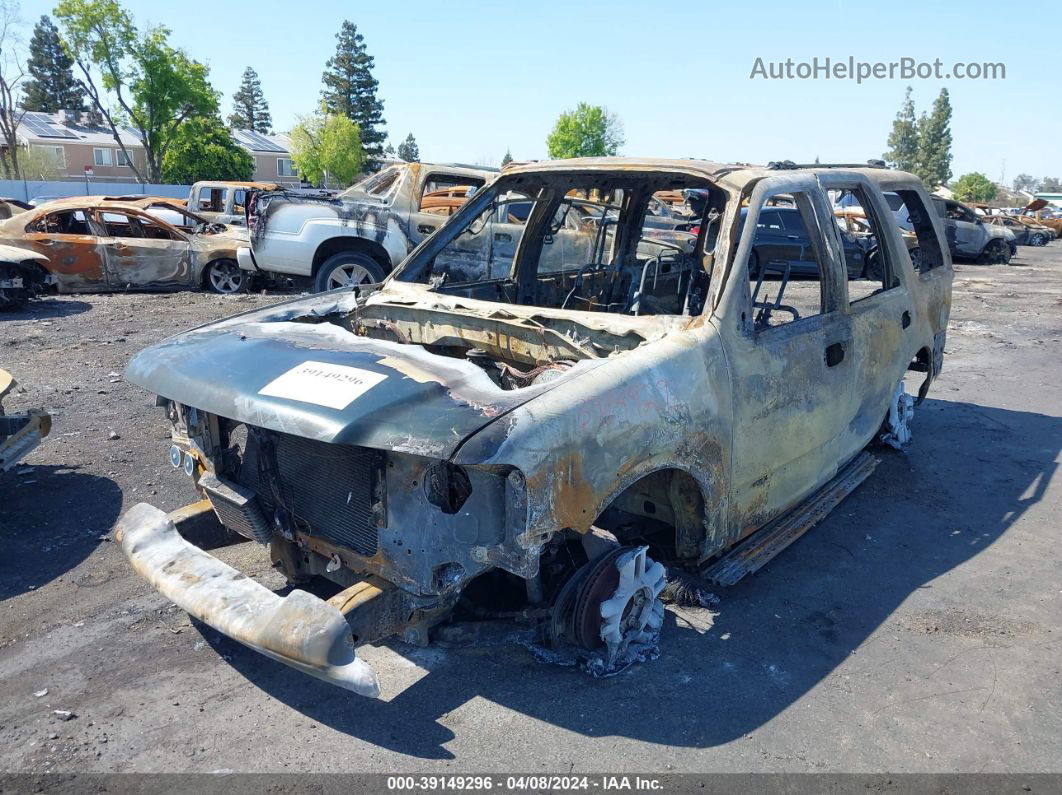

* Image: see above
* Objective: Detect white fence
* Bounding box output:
[0,179,191,203]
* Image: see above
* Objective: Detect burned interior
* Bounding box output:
[397,169,721,317]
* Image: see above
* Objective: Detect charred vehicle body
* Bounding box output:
[116,158,953,697]
[238,162,497,292]
[0,197,251,295]
[0,244,53,310]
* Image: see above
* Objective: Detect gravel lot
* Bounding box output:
[1,246,1061,775]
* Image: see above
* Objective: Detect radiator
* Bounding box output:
[239,430,383,557]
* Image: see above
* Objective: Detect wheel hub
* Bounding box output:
[569,545,666,669]
[328,264,372,289]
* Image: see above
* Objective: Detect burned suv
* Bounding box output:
[116,158,953,697]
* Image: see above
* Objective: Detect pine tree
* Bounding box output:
[915,88,953,190]
[882,86,918,173]
[20,15,84,113]
[396,132,418,162]
[501,149,513,167]
[320,21,386,161]
[228,67,272,133]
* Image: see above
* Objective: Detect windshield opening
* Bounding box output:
[395,171,723,317]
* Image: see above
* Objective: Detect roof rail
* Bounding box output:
[440,162,500,172]
[767,159,890,170]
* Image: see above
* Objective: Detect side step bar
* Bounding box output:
[702,452,879,587]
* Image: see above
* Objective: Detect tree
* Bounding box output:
[290,110,364,187]
[501,148,512,167]
[228,66,271,132]
[320,21,385,162]
[161,115,253,183]
[952,172,997,204]
[1012,173,1039,193]
[396,132,418,162]
[18,141,64,178]
[1041,177,1061,192]
[545,102,624,159]
[882,86,919,173]
[914,88,952,190]
[0,0,27,178]
[21,15,83,112]
[54,0,220,183]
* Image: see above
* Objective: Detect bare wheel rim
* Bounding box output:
[327,262,374,289]
[209,261,243,293]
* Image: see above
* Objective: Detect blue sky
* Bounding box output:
[13,0,1058,182]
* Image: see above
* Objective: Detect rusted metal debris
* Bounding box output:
[0,196,251,297]
[114,157,954,694]
[0,369,51,471]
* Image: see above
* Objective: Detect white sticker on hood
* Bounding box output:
[258,360,387,410]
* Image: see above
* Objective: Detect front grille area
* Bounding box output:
[239,430,383,556]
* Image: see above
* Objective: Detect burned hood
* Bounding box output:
[125,296,607,460]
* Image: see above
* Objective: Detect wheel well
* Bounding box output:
[908,345,933,402]
[593,468,708,561]
[312,237,392,276]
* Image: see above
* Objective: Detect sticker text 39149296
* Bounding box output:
[258,360,387,410]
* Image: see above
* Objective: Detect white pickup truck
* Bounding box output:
[236,162,497,292]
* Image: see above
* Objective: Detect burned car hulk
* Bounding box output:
[115,158,953,697]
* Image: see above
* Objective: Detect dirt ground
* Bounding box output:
[1,246,1060,775]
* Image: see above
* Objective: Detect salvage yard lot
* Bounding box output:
[1,249,1060,773]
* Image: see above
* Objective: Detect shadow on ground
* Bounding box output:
[201,397,1060,758]
[0,298,92,321]
[0,466,121,599]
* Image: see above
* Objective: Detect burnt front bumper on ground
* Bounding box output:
[115,502,381,697]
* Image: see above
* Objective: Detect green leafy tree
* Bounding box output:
[882,86,918,172]
[914,88,953,190]
[501,148,512,167]
[320,21,385,162]
[396,132,418,162]
[1041,177,1061,192]
[161,115,253,183]
[290,110,364,187]
[54,0,220,183]
[18,142,65,179]
[1012,173,1038,193]
[952,172,997,204]
[21,15,83,112]
[228,66,271,132]
[545,102,624,159]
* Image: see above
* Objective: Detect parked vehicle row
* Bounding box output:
[0,196,251,304]
[3,170,1055,312]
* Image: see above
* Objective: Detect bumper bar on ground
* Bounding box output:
[115,502,381,697]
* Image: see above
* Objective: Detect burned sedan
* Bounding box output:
[115,158,953,697]
[0,197,250,294]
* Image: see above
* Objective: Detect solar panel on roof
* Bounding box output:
[236,129,285,152]
[21,112,78,139]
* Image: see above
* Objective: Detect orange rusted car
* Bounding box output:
[0,197,250,294]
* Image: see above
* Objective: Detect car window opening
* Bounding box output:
[396,172,723,317]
